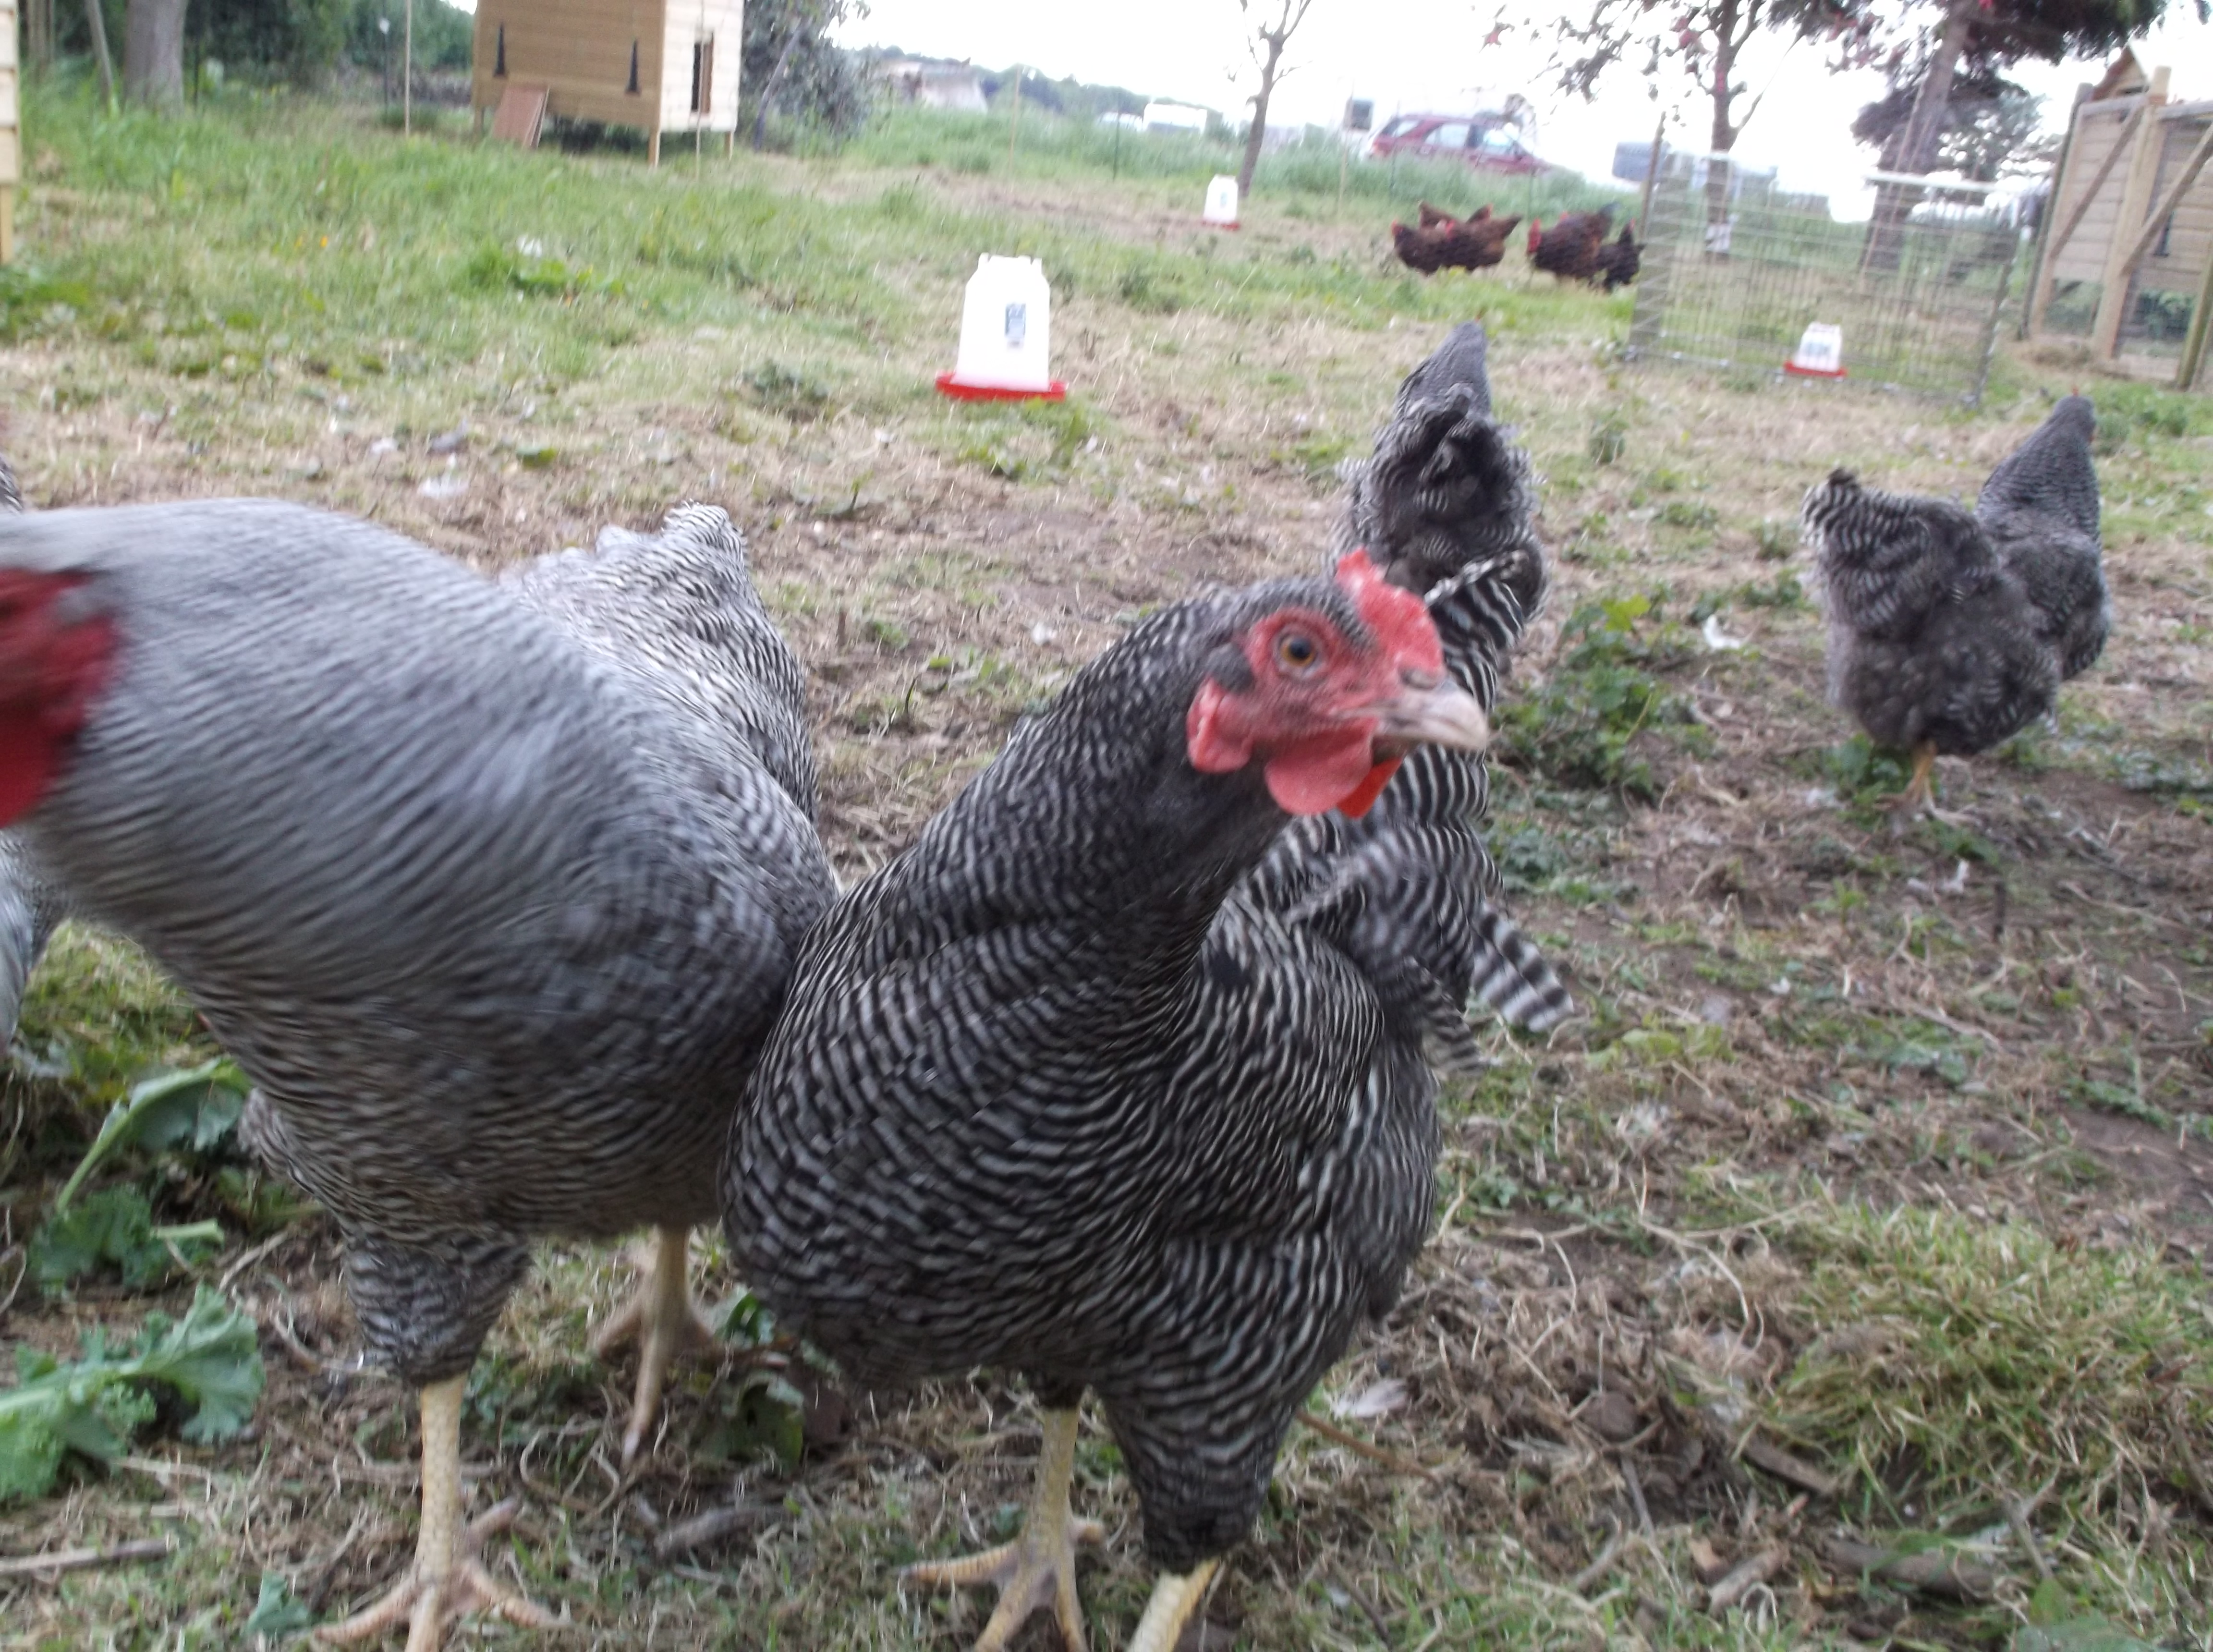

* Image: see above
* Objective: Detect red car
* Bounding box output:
[1369,113,1550,175]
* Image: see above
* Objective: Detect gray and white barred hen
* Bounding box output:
[0,456,69,1046]
[725,323,1562,1652]
[1800,395,2105,815]
[0,499,831,1651]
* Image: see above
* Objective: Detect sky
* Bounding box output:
[833,0,2213,219]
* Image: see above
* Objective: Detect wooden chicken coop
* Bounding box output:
[470,0,743,166]
[2022,55,2213,391]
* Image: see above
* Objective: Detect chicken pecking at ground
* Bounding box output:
[725,322,1566,1652]
[1800,395,2106,816]
[0,499,832,1650]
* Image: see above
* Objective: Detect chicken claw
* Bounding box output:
[590,1224,716,1466]
[317,1378,557,1652]
[903,1407,1103,1652]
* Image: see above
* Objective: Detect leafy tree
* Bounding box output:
[1852,60,2049,182]
[743,0,872,147]
[1860,0,2207,266]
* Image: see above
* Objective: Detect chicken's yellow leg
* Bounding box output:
[1885,741,1938,825]
[1126,1559,1223,1652]
[316,1375,556,1651]
[590,1224,715,1466]
[904,1406,1105,1652]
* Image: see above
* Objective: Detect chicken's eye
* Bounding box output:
[1273,630,1323,675]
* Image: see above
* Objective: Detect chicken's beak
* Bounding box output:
[1368,669,1489,754]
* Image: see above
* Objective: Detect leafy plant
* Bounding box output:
[27,1186,223,1291]
[55,1059,250,1214]
[1494,593,1702,800]
[0,1288,264,1502]
[463,243,621,302]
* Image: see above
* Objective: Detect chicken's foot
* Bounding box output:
[590,1224,716,1466]
[903,1406,1104,1652]
[1125,1559,1223,1652]
[1887,743,1971,831]
[316,1374,556,1652]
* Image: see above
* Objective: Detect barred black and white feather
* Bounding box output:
[1976,395,2108,681]
[1802,468,2058,758]
[727,325,1560,1581]
[1320,319,1570,1034]
[0,499,832,1385]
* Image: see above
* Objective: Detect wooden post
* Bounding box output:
[402,0,412,135]
[1637,110,1666,238]
[648,127,660,167]
[2089,65,2171,360]
[2178,246,2213,391]
[2021,90,2086,339]
[2027,98,2133,338]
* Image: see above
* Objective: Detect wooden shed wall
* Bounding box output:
[472,0,681,134]
[2046,96,2138,286]
[2135,109,2212,291]
[2043,95,2213,291]
[658,0,742,134]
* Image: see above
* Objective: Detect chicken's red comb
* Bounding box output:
[1335,550,1441,675]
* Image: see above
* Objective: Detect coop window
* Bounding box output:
[691,38,713,114]
[626,40,640,95]
[2154,213,2173,257]
[494,24,506,76]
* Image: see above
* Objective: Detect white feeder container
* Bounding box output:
[1203,174,1240,228]
[1785,322,1846,378]
[949,255,1054,393]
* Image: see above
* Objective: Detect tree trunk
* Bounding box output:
[1702,0,1741,258]
[1862,0,1973,272]
[83,0,116,111]
[122,0,185,109]
[1237,34,1284,199]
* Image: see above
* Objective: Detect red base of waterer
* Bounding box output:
[936,373,1068,401]
[1783,361,1847,379]
[1202,219,1241,231]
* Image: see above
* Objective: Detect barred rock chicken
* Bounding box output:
[0,499,832,1650]
[1527,208,1615,282]
[726,323,1565,1652]
[1800,397,2104,815]
[0,457,67,1047]
[1977,395,2108,680]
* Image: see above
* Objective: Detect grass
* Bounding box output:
[3,73,2213,1652]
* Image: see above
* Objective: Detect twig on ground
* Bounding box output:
[1618,1453,1655,1542]
[1296,1409,1440,1482]
[1570,1514,1629,1594]
[1820,1536,1996,1601]
[1738,1432,1838,1498]
[2004,1473,2060,1581]
[1706,1545,1788,1612]
[653,1500,784,1559]
[217,1229,295,1292]
[0,1539,172,1579]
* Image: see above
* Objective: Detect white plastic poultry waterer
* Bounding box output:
[937,255,1066,402]
[1785,322,1846,379]
[1203,175,1241,231]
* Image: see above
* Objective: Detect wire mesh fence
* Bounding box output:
[1625,154,2026,406]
